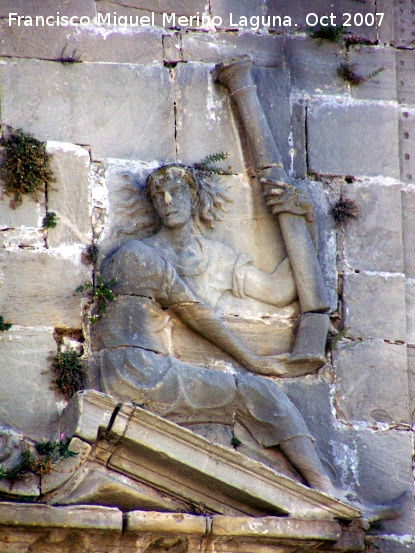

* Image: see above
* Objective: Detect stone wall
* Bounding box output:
[0,1,415,551]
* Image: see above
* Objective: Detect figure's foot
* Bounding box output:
[358,490,411,524]
[279,353,327,378]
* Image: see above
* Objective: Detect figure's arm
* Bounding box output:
[170,300,287,376]
[240,182,318,307]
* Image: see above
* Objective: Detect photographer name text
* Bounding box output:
[8,11,385,31]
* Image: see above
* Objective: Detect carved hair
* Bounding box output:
[145,165,230,230]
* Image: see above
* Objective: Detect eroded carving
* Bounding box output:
[93,162,337,496]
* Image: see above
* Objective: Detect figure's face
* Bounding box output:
[149,177,192,229]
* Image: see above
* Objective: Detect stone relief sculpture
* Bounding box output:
[95,163,336,495]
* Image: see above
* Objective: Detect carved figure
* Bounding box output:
[95,164,337,496]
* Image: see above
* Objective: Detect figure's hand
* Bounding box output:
[263,183,314,222]
[247,352,327,378]
[247,353,291,377]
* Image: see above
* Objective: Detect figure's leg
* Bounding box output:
[279,436,336,495]
[235,374,334,492]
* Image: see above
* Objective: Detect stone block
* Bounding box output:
[307,100,400,178]
[343,272,406,341]
[97,0,205,17]
[376,0,395,45]
[181,31,284,68]
[0,249,91,327]
[350,430,414,536]
[341,181,404,273]
[365,539,415,553]
[397,50,415,105]
[349,45,397,102]
[299,179,338,311]
[399,108,415,184]
[0,0,96,20]
[402,187,415,277]
[252,66,291,174]
[0,196,45,230]
[392,0,415,48]
[211,0,267,29]
[46,143,92,247]
[334,342,409,424]
[406,281,415,346]
[267,0,377,40]
[1,59,175,162]
[285,37,347,95]
[292,101,307,179]
[407,346,415,423]
[175,63,245,171]
[0,228,45,249]
[96,1,166,26]
[163,33,182,64]
[0,328,60,440]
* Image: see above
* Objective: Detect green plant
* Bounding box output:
[337,52,385,86]
[81,244,98,265]
[331,196,359,222]
[0,127,56,208]
[309,24,345,43]
[194,152,231,175]
[230,436,242,447]
[42,212,58,228]
[57,44,82,64]
[76,274,117,322]
[51,350,88,399]
[0,316,12,332]
[326,327,349,350]
[0,437,77,480]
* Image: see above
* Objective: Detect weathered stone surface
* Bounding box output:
[0,502,123,530]
[42,438,92,494]
[0,22,163,64]
[349,45,397,102]
[175,62,245,171]
[343,272,406,341]
[406,281,415,346]
[285,37,347,95]
[181,31,284,67]
[0,0,96,20]
[267,0,377,39]
[96,1,166,26]
[97,0,205,17]
[105,403,360,520]
[0,172,45,229]
[307,100,400,178]
[1,59,175,161]
[399,108,415,185]
[61,390,119,444]
[0,249,91,327]
[0,229,45,249]
[397,50,415,105]
[126,511,207,535]
[402,187,415,277]
[366,539,415,553]
[163,33,182,63]
[392,0,415,48]
[0,328,60,440]
[292,101,307,179]
[252,66,291,174]
[334,341,409,424]
[341,181,404,273]
[407,347,415,423]
[299,179,337,311]
[46,143,92,247]
[351,429,414,536]
[211,0,267,29]
[376,0,395,45]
